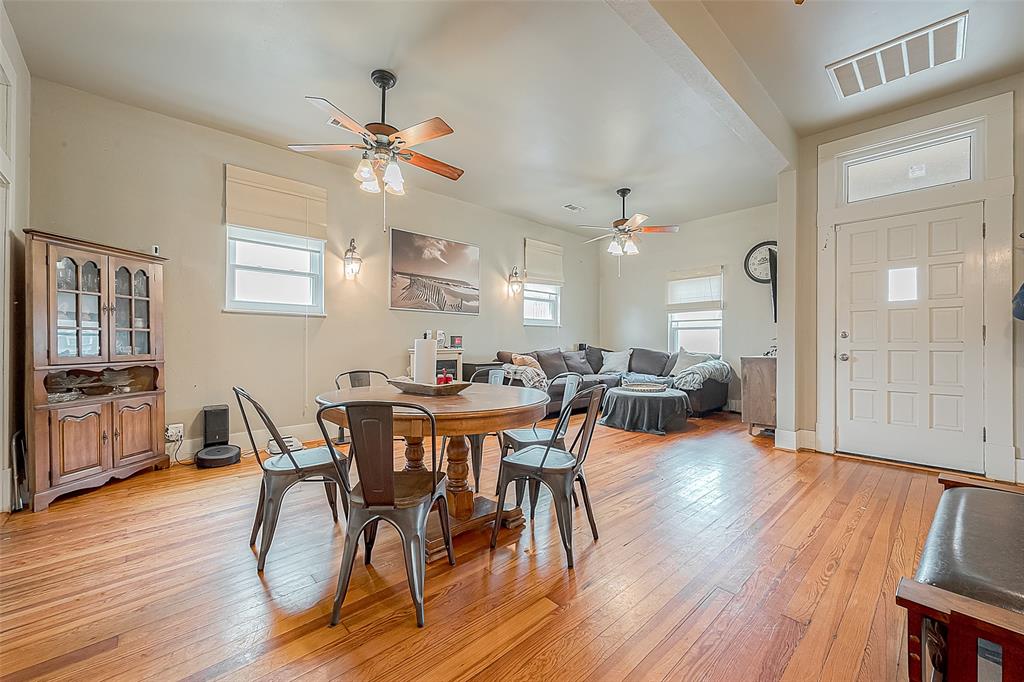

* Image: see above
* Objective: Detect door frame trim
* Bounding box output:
[815,92,1016,481]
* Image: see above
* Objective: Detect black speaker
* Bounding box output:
[203,404,230,446]
[196,404,240,468]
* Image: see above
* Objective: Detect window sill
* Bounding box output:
[222,308,327,319]
[524,322,562,328]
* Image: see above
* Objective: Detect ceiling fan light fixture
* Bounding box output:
[359,177,381,194]
[353,155,375,183]
[607,239,624,256]
[383,159,404,187]
[623,237,639,256]
[385,181,405,196]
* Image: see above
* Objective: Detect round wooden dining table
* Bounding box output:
[315,382,549,561]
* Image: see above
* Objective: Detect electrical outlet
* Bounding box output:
[165,423,184,442]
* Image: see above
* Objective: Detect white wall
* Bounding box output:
[598,202,778,402]
[0,1,30,511]
[27,79,600,444]
[791,71,1023,465]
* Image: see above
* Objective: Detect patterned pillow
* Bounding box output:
[512,353,542,372]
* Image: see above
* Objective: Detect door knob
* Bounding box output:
[839,330,849,339]
[838,353,849,361]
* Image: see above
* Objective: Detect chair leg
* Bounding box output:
[572,489,579,508]
[250,479,266,547]
[401,530,427,627]
[577,473,599,540]
[550,480,576,568]
[257,477,289,572]
[363,520,379,565]
[468,434,484,493]
[528,479,541,521]
[491,478,510,548]
[437,496,456,566]
[514,479,526,508]
[495,442,509,496]
[323,481,339,523]
[330,520,362,627]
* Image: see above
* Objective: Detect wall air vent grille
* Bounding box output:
[562,204,585,213]
[826,11,968,99]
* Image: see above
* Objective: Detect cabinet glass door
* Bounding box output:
[108,259,157,360]
[50,246,106,364]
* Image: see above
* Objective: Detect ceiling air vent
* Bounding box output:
[826,11,968,99]
[562,203,585,213]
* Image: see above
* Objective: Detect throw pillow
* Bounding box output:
[563,350,592,375]
[534,347,570,378]
[511,353,542,372]
[629,347,670,376]
[585,346,608,374]
[670,348,715,375]
[600,349,632,374]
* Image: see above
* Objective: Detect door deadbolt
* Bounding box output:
[840,330,849,338]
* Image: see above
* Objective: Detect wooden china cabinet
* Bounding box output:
[24,230,168,511]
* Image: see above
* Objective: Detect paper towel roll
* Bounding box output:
[413,338,437,384]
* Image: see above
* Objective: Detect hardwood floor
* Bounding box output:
[0,413,939,681]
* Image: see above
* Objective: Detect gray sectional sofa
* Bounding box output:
[493,346,729,417]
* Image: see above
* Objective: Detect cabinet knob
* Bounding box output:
[113,428,120,440]
[102,430,109,444]
[838,353,850,361]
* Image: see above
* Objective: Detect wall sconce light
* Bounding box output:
[508,265,524,295]
[343,238,362,279]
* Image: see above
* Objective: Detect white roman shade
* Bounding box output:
[225,164,327,240]
[524,238,564,286]
[666,266,723,313]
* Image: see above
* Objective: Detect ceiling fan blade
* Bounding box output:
[390,117,453,148]
[288,143,364,153]
[622,213,649,230]
[640,225,680,234]
[306,96,373,139]
[583,234,614,244]
[403,151,464,181]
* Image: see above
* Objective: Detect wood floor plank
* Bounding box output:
[0,414,945,681]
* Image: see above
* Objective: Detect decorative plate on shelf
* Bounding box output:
[387,378,472,396]
[620,383,668,393]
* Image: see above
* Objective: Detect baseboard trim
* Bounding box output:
[0,471,11,514]
[774,429,816,452]
[171,422,325,465]
[983,442,1018,483]
[1017,459,1024,484]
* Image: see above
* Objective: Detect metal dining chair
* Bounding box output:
[497,372,583,508]
[490,384,605,568]
[316,400,454,628]
[446,367,512,493]
[332,370,390,444]
[233,387,350,572]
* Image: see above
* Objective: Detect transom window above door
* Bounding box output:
[225,225,325,316]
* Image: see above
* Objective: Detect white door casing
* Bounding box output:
[836,203,984,472]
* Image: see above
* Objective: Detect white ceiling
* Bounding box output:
[7,0,781,234]
[703,0,1024,136]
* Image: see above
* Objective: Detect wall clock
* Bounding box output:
[743,240,777,284]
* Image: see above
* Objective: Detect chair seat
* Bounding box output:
[263,445,342,472]
[503,427,557,447]
[503,445,577,472]
[350,471,446,509]
[914,487,1024,614]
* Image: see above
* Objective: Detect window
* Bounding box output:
[669,310,723,355]
[667,270,723,354]
[523,283,560,327]
[226,225,325,315]
[845,133,972,203]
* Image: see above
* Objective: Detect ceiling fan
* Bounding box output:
[580,188,679,256]
[288,69,463,195]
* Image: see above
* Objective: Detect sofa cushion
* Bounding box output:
[535,348,570,379]
[585,346,609,374]
[663,352,679,376]
[563,350,592,375]
[630,348,670,376]
[914,487,1024,614]
[583,374,622,390]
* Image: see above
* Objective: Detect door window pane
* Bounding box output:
[847,135,971,202]
[115,297,131,328]
[115,267,132,296]
[57,330,78,357]
[81,261,101,293]
[116,331,132,355]
[133,269,149,297]
[80,295,100,328]
[134,300,149,329]
[133,332,150,355]
[56,292,77,328]
[81,330,101,357]
[888,267,918,302]
[56,257,77,291]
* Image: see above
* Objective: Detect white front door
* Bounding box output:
[835,202,984,472]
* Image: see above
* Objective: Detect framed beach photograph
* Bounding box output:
[389,228,480,315]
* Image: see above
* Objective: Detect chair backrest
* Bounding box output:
[233,386,300,472]
[335,369,389,390]
[549,372,584,438]
[538,384,605,471]
[315,400,441,507]
[470,367,510,385]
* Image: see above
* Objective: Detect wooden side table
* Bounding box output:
[741,356,776,435]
